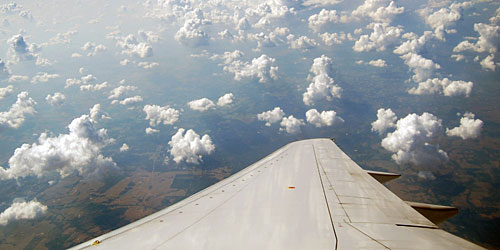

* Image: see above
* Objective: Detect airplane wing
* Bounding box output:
[70,138,483,249]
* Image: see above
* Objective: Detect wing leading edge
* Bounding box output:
[70,138,483,250]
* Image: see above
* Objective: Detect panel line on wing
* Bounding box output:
[312,144,338,250]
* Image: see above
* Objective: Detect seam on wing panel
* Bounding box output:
[312,144,338,250]
[151,147,292,249]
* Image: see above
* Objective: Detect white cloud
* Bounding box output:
[175,9,210,47]
[145,127,160,134]
[8,75,29,83]
[138,62,159,69]
[120,143,130,152]
[453,23,500,56]
[168,128,215,164]
[6,34,48,65]
[446,112,483,140]
[424,2,472,40]
[280,115,305,134]
[368,59,387,67]
[222,54,279,83]
[0,85,14,100]
[302,0,343,7]
[352,0,404,23]
[45,92,66,106]
[257,107,285,126]
[289,35,318,50]
[0,199,47,226]
[371,108,397,134]
[30,72,60,84]
[108,85,137,99]
[320,32,347,46]
[393,31,433,55]
[0,59,9,80]
[306,109,343,127]
[408,78,473,97]
[89,104,110,121]
[118,95,143,105]
[0,110,115,180]
[0,92,36,130]
[217,93,234,107]
[112,34,153,58]
[81,42,107,56]
[188,98,216,111]
[308,9,340,32]
[381,112,448,166]
[80,81,109,92]
[353,23,402,52]
[451,54,465,62]
[303,55,342,106]
[400,52,440,82]
[143,104,180,126]
[65,78,82,88]
[49,30,78,45]
[480,54,496,71]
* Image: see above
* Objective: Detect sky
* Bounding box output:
[0,0,499,248]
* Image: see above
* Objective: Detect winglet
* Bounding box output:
[405,201,459,224]
[366,170,401,184]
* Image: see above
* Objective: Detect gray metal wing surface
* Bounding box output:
[70,138,483,249]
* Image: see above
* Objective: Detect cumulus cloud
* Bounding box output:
[353,23,402,52]
[217,93,234,107]
[117,95,143,105]
[394,31,434,55]
[306,109,343,127]
[257,107,285,126]
[46,92,66,106]
[380,112,448,166]
[408,78,473,97]
[352,0,404,23]
[289,35,318,50]
[0,59,10,80]
[120,143,129,152]
[308,9,340,32]
[168,128,215,164]
[80,81,109,92]
[222,54,279,83]
[0,108,116,180]
[371,108,397,134]
[145,127,159,134]
[446,112,483,140]
[65,74,97,88]
[112,33,154,58]
[175,9,210,47]
[0,92,36,130]
[49,30,78,45]
[8,75,29,83]
[7,34,49,66]
[452,22,499,72]
[368,59,387,67]
[89,104,110,121]
[280,115,305,134]
[143,104,180,126]
[480,54,497,71]
[303,55,342,106]
[423,2,472,40]
[81,42,107,56]
[108,85,137,99]
[188,98,216,111]
[400,52,440,82]
[31,72,60,84]
[320,32,348,46]
[0,199,47,226]
[0,85,14,100]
